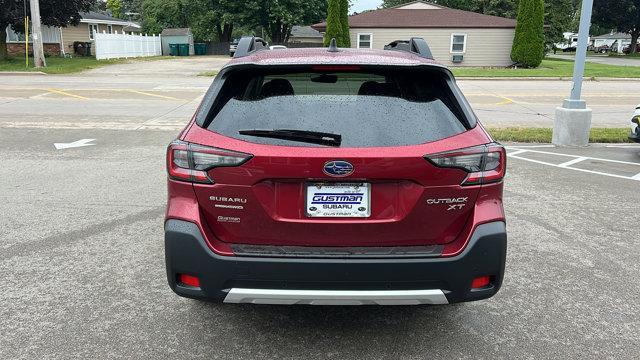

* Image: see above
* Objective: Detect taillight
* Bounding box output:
[425,143,506,186]
[166,140,252,184]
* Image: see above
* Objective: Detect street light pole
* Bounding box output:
[552,0,594,146]
[29,0,47,68]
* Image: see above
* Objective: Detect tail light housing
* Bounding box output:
[167,140,252,184]
[426,143,506,186]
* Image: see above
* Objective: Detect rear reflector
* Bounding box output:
[471,276,491,289]
[167,140,252,184]
[178,274,201,288]
[425,143,506,186]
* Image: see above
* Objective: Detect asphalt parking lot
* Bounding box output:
[1,57,639,359]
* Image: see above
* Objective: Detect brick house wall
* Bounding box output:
[7,43,61,56]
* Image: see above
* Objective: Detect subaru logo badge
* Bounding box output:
[323,160,354,177]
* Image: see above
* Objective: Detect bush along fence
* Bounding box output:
[93,31,162,60]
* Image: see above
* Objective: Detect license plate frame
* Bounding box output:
[305,182,371,218]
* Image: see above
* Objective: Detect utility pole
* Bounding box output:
[29,0,47,68]
[552,0,593,146]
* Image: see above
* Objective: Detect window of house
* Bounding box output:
[89,24,99,39]
[107,25,113,34]
[357,33,372,49]
[450,34,467,53]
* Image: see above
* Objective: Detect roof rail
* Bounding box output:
[384,37,433,59]
[234,36,269,58]
[327,38,339,52]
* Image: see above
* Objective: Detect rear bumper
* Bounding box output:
[165,220,507,305]
[630,132,640,143]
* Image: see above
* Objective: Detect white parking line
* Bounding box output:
[506,147,640,182]
[505,144,556,149]
[558,157,588,168]
[507,147,640,166]
[507,149,528,156]
[606,144,640,149]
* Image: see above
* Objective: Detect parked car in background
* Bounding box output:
[594,45,610,53]
[631,106,640,143]
[229,38,240,57]
[164,37,508,306]
[623,43,640,54]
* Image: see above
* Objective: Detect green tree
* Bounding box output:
[142,0,244,42]
[339,0,351,46]
[122,0,144,15]
[381,0,408,7]
[107,0,124,18]
[141,0,187,35]
[511,0,545,67]
[247,0,327,44]
[544,0,575,47]
[324,0,343,46]
[593,0,640,54]
[0,0,93,60]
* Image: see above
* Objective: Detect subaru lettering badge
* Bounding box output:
[323,160,354,177]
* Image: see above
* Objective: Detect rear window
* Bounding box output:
[204,68,471,147]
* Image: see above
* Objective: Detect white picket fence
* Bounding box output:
[94,31,162,60]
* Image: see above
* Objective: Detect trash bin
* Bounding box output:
[178,43,190,56]
[194,43,207,55]
[169,44,179,56]
[73,41,92,56]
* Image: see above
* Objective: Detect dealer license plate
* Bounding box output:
[305,182,370,218]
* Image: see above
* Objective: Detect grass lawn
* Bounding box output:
[608,52,640,59]
[197,70,219,77]
[0,56,171,74]
[486,127,632,143]
[452,58,640,78]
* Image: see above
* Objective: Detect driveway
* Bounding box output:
[83,55,231,77]
[548,53,640,67]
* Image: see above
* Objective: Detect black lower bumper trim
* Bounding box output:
[165,220,507,304]
[230,243,443,259]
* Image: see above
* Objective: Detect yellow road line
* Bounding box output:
[46,88,89,100]
[494,96,515,106]
[126,89,183,101]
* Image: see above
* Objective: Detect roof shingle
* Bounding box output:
[312,4,516,30]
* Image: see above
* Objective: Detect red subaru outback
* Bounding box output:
[165,37,507,305]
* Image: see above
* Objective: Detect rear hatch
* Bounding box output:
[179,65,497,247]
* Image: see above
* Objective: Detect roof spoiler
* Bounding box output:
[234,36,269,58]
[384,37,433,59]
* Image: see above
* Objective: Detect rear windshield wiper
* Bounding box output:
[238,129,342,147]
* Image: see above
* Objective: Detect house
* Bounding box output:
[5,11,141,56]
[5,25,62,56]
[160,28,194,56]
[288,26,324,45]
[311,0,517,67]
[62,12,141,55]
[591,32,630,53]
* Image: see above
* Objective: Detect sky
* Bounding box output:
[350,0,384,14]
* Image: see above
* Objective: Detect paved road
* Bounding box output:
[1,57,637,130]
[1,57,640,359]
[549,53,640,67]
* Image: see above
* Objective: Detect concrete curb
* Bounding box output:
[0,71,47,76]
